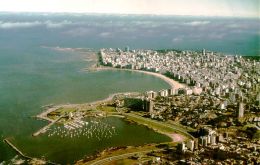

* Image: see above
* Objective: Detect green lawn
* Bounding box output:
[125,114,180,133]
[97,105,116,112]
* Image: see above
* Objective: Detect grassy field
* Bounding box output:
[125,114,174,133]
[166,120,196,132]
[96,105,116,113]
[123,113,194,140]
[77,144,168,165]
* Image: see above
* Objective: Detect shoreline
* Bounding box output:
[30,63,189,164]
[92,66,186,90]
[36,92,139,121]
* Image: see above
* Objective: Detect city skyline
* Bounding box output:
[0,0,259,18]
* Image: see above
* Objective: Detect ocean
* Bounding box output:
[0,13,259,163]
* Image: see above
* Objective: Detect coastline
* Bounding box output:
[30,63,190,164]
[93,66,186,90]
[36,92,139,121]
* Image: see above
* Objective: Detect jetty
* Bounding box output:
[3,138,59,165]
[32,115,65,137]
[36,106,60,122]
[3,138,32,159]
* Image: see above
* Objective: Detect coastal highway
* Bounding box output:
[123,113,194,139]
[89,149,163,165]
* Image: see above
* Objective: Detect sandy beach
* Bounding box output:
[38,65,186,122]
[96,66,185,90]
[168,133,186,142]
[124,69,185,89]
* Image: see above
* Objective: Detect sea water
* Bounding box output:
[0,13,259,163]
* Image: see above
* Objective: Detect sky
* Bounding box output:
[0,0,259,18]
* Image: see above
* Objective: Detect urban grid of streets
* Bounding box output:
[99,48,260,164]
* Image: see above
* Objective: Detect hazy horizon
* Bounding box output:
[0,0,259,18]
[0,13,259,56]
[1,11,260,19]
[0,2,259,164]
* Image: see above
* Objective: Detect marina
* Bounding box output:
[32,115,65,137]
[46,118,117,140]
[31,91,140,138]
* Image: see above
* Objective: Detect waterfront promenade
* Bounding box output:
[95,66,185,90]
[125,69,185,89]
[36,91,139,120]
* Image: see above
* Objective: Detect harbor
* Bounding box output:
[31,91,139,137]
[46,118,117,140]
[32,115,65,137]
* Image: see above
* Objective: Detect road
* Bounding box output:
[123,113,194,139]
[89,113,194,165]
[90,149,163,165]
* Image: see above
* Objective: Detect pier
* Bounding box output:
[3,138,32,159]
[32,115,65,137]
[3,138,59,165]
[36,106,60,122]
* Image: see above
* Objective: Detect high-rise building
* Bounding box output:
[125,46,130,52]
[207,135,211,144]
[257,93,260,105]
[144,99,154,114]
[210,134,217,145]
[215,87,221,96]
[159,89,168,97]
[186,140,195,151]
[185,88,193,95]
[181,142,187,152]
[192,87,203,95]
[146,91,155,99]
[238,102,244,118]
[149,100,154,114]
[220,102,226,110]
[69,112,73,119]
[203,49,206,56]
[168,88,175,96]
[199,136,208,147]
